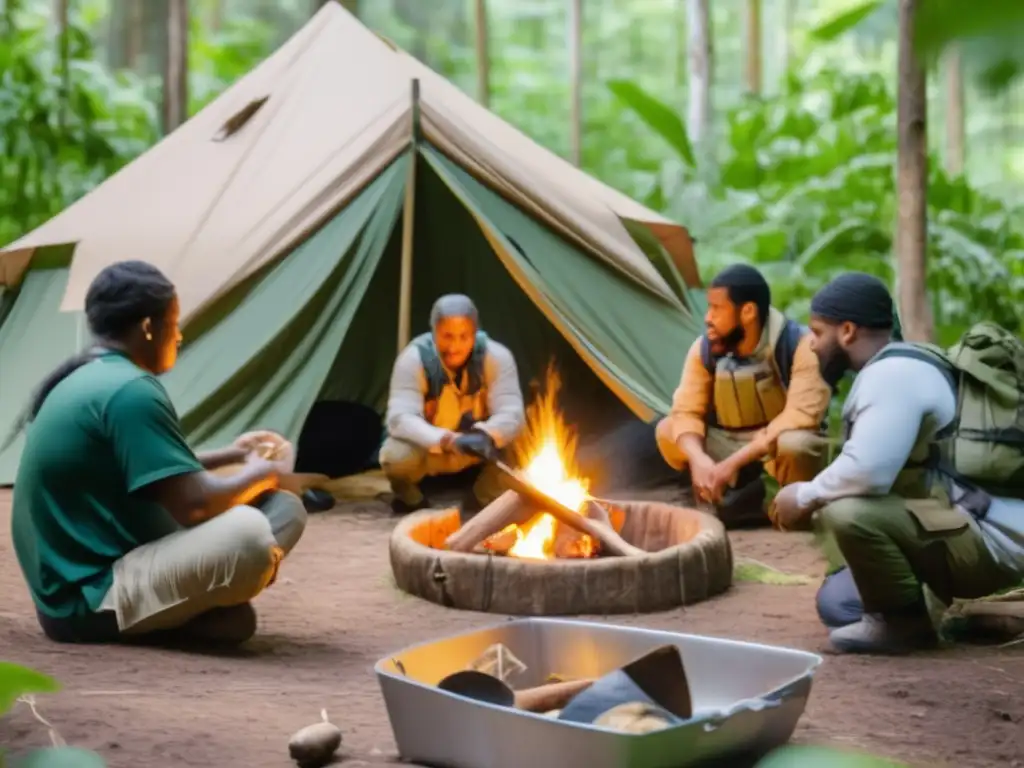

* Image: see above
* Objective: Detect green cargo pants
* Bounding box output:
[815,494,1020,614]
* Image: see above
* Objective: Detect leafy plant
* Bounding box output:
[0,662,107,767]
[607,63,1024,346]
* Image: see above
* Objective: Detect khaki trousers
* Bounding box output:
[655,420,828,488]
[99,490,307,636]
[815,494,1020,615]
[379,436,506,507]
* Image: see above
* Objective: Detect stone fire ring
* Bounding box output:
[389,501,734,616]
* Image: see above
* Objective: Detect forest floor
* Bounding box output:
[1,487,1022,768]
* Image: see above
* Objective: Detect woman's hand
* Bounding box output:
[233,429,296,474]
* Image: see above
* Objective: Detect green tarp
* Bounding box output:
[0,144,703,484]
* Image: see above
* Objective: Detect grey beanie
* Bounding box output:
[430,294,479,328]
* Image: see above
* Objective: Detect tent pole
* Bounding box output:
[397,78,420,354]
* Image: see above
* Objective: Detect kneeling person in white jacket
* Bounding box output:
[381,294,526,514]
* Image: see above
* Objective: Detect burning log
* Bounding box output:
[493,460,645,558]
[444,490,535,553]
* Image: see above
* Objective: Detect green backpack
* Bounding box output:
[877,322,1024,499]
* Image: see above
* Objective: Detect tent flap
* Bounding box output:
[162,153,409,451]
[420,145,703,420]
[0,267,84,483]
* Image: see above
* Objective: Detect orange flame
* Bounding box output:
[504,365,593,560]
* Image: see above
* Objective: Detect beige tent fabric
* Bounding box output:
[0,3,697,323]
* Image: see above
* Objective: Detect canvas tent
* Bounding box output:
[0,3,706,485]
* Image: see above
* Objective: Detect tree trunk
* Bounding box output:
[163,0,189,135]
[944,46,965,177]
[568,0,582,165]
[895,0,933,343]
[208,0,224,32]
[779,0,795,77]
[743,0,761,95]
[685,0,712,147]
[474,0,489,106]
[53,0,68,130]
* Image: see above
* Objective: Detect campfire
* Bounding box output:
[445,368,643,560]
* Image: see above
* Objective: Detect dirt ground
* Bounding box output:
[1,488,1022,768]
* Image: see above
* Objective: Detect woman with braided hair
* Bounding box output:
[9,261,306,647]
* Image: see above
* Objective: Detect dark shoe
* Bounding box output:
[717,476,769,529]
[301,488,336,513]
[828,612,938,655]
[144,603,259,648]
[390,496,432,516]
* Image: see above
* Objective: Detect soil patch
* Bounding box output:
[1,489,1021,767]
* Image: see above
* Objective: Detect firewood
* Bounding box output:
[514,678,594,712]
[589,499,626,533]
[552,522,596,558]
[480,527,519,555]
[492,461,645,557]
[445,490,535,552]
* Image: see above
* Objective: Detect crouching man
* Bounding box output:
[771,273,1024,654]
[381,294,525,515]
[656,265,832,527]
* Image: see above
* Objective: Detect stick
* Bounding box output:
[514,679,594,712]
[445,490,535,552]
[493,461,645,557]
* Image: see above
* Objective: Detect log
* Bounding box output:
[445,489,535,552]
[552,522,596,559]
[481,526,519,555]
[493,461,646,557]
[590,499,626,533]
[514,678,594,712]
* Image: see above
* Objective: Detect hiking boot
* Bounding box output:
[828,612,938,655]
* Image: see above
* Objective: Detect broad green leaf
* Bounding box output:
[13,747,108,768]
[733,559,813,586]
[0,662,60,717]
[756,745,907,767]
[809,1,883,42]
[606,79,695,168]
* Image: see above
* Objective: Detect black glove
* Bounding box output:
[454,429,499,462]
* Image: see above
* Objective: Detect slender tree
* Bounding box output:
[163,0,188,135]
[474,0,490,106]
[568,0,582,164]
[895,0,933,342]
[944,45,965,176]
[743,0,762,94]
[686,0,712,147]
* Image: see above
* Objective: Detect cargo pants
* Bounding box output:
[655,420,828,524]
[814,494,1020,618]
[101,490,307,638]
[379,436,506,508]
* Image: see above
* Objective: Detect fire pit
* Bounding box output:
[389,370,733,615]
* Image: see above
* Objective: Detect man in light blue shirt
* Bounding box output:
[771,273,1024,655]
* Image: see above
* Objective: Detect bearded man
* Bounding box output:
[771,273,1024,654]
[380,294,525,515]
[656,264,832,527]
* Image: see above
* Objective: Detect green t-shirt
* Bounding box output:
[11,351,204,619]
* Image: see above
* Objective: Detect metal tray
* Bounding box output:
[375,618,822,768]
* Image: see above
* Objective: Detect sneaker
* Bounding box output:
[828,612,938,655]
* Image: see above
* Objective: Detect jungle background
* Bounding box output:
[3,0,1024,354]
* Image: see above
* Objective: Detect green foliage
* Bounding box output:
[0,662,59,716]
[0,662,107,767]
[0,1,157,246]
[812,0,1024,95]
[610,64,1024,345]
[756,744,908,767]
